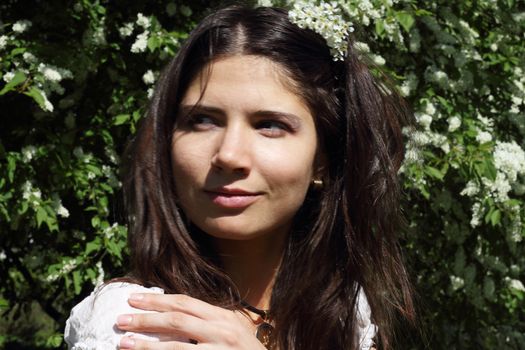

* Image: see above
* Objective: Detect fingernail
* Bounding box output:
[117,315,132,326]
[129,293,144,301]
[120,337,135,348]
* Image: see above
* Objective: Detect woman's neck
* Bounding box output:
[213,232,287,310]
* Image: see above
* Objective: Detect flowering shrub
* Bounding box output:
[0,0,523,348]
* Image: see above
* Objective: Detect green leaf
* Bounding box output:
[396,11,415,32]
[24,87,47,110]
[484,206,496,225]
[106,239,123,259]
[85,238,101,255]
[7,155,16,183]
[424,166,444,180]
[91,216,101,228]
[375,21,385,37]
[19,201,28,214]
[148,36,160,51]
[0,71,27,95]
[490,209,501,226]
[36,207,48,228]
[485,159,498,180]
[10,47,27,56]
[0,296,9,309]
[72,270,82,295]
[114,114,130,125]
[45,333,63,348]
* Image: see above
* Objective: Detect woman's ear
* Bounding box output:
[312,151,328,184]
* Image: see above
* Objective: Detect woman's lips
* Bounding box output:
[204,188,262,209]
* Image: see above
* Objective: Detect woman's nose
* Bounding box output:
[210,125,251,175]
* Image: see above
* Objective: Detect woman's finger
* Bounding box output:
[116,311,214,342]
[128,293,229,320]
[119,336,197,350]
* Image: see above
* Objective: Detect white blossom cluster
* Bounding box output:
[3,71,16,83]
[257,0,273,6]
[493,141,525,184]
[143,70,156,98]
[460,180,480,197]
[288,1,354,61]
[506,277,525,292]
[142,70,155,85]
[470,141,525,207]
[136,13,151,29]
[399,72,418,97]
[40,91,54,112]
[102,164,121,188]
[21,145,37,162]
[131,30,149,53]
[2,57,73,112]
[46,258,77,282]
[424,66,450,90]
[450,275,465,291]
[94,261,105,287]
[0,35,8,50]
[22,181,42,208]
[344,0,388,27]
[130,13,152,53]
[52,194,70,218]
[103,222,120,239]
[447,116,461,132]
[91,25,107,46]
[35,63,73,112]
[105,146,119,165]
[460,140,525,228]
[38,64,63,82]
[21,180,70,218]
[469,201,483,228]
[73,146,93,163]
[403,100,451,162]
[474,113,494,144]
[119,22,134,38]
[12,20,32,33]
[23,51,37,64]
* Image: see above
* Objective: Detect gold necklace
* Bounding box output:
[241,301,274,349]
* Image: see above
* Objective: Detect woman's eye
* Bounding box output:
[188,114,217,130]
[256,120,290,137]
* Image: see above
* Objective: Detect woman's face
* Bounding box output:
[171,55,319,242]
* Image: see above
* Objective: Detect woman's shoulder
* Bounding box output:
[64,282,164,350]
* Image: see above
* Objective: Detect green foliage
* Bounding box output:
[0,0,524,349]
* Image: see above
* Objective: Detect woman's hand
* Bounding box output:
[116,293,268,350]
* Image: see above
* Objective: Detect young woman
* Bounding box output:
[65,5,414,350]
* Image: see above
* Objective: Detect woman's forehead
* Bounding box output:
[181,55,310,114]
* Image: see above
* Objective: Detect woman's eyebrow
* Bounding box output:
[179,104,226,116]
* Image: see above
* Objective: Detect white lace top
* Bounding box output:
[64,282,377,349]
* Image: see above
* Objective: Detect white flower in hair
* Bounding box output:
[288,1,354,61]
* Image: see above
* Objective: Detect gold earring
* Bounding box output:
[312,179,324,190]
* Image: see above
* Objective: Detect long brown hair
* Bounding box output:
[123,5,414,349]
